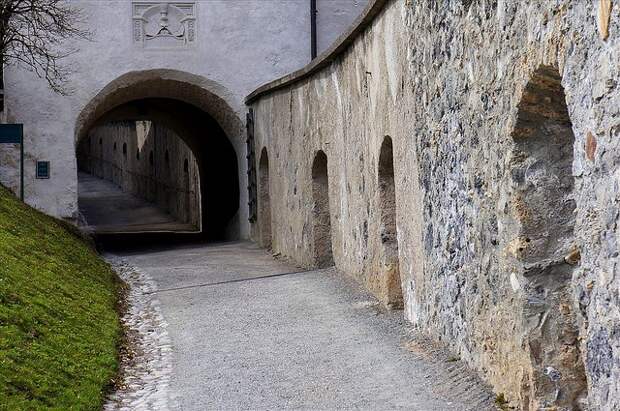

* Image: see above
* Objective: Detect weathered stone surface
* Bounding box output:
[248,1,620,409]
[598,0,613,40]
[586,131,597,162]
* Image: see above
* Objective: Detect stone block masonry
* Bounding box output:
[247,0,620,409]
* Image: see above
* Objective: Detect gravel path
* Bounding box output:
[108,241,495,410]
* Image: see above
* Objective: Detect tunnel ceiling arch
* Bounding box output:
[75,69,243,241]
[74,69,244,147]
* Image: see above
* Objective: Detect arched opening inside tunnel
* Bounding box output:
[509,65,586,409]
[258,148,272,249]
[77,118,203,233]
[311,150,334,268]
[74,70,242,242]
[378,136,403,309]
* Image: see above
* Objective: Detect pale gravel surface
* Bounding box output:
[107,241,496,410]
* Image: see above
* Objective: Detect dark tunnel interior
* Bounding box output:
[76,98,239,242]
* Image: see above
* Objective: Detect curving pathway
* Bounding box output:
[111,241,495,410]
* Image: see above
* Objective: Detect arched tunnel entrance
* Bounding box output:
[74,70,243,242]
[77,118,204,234]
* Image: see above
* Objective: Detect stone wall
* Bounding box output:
[77,121,201,228]
[248,0,620,409]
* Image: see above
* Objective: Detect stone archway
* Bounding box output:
[75,69,243,145]
[508,65,586,409]
[74,70,244,240]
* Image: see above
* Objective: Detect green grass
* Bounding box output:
[0,186,121,410]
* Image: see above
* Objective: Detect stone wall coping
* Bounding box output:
[244,0,388,104]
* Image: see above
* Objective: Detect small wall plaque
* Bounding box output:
[36,161,50,179]
[132,2,196,49]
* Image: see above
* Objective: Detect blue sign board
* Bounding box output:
[36,161,50,179]
[0,124,24,200]
[0,124,23,144]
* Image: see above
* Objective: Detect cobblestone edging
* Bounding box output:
[104,256,176,411]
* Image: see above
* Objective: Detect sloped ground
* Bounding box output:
[0,186,121,409]
[113,241,496,410]
[78,172,197,234]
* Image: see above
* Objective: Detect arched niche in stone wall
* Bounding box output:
[311,150,334,268]
[378,136,403,309]
[258,147,272,249]
[508,65,586,410]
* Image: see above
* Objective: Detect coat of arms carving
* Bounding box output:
[132,2,196,48]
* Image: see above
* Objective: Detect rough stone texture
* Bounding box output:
[249,1,620,409]
[377,136,403,309]
[0,0,365,239]
[78,121,201,228]
[257,148,272,248]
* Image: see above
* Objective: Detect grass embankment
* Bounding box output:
[0,186,121,410]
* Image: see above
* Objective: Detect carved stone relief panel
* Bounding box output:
[132,2,196,49]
